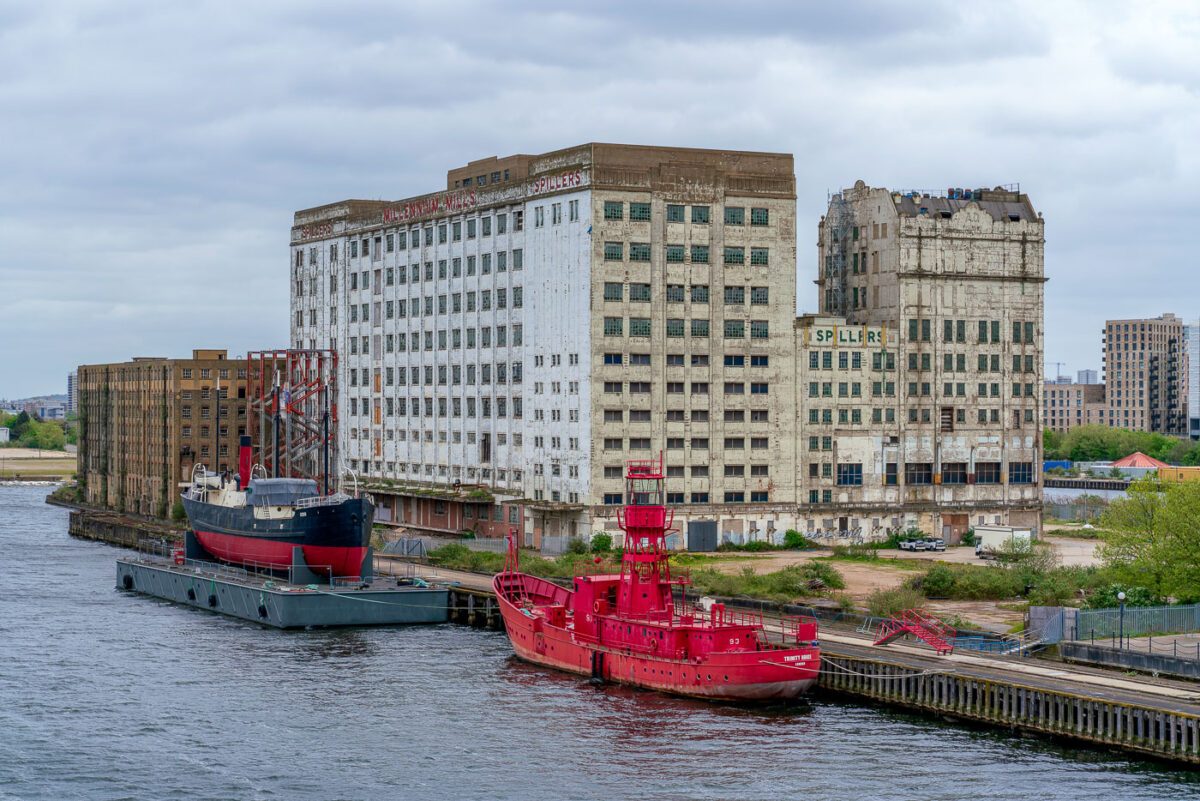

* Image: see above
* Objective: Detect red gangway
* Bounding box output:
[873,609,956,655]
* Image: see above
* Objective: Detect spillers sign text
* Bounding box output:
[805,325,887,347]
[296,222,333,241]
[382,189,476,224]
[527,169,584,197]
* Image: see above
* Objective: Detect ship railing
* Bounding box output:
[295,492,351,509]
[571,560,624,578]
[719,609,764,628]
[780,614,820,644]
[134,539,338,586]
[686,602,763,629]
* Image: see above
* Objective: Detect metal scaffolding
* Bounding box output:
[246,349,338,494]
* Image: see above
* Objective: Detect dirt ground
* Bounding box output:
[0,449,76,477]
[1,448,73,459]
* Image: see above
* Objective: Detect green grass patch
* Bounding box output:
[689,562,845,606]
[821,544,925,569]
[865,587,926,618]
[669,553,757,567]
[1044,527,1104,540]
[426,543,616,579]
[906,560,1113,606]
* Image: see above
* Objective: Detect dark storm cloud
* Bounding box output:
[0,0,1196,398]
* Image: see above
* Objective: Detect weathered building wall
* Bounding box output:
[77,351,248,518]
[289,165,1047,546]
[811,182,1045,540]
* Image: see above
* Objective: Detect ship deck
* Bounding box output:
[116,549,452,629]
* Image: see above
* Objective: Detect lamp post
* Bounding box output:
[1117,591,1126,649]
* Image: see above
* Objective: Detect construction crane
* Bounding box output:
[1048,361,1066,381]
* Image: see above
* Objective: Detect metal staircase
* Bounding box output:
[874,609,956,655]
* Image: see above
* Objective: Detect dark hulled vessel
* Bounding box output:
[181,437,373,579]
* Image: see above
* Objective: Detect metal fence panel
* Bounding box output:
[460,538,507,554]
[1043,502,1106,521]
[540,535,571,556]
[379,537,428,557]
[1075,603,1200,639]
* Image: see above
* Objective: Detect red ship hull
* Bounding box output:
[194,529,368,579]
[494,572,819,701]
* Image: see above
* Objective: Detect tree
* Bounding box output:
[19,421,65,451]
[9,411,31,441]
[1043,428,1065,460]
[1099,477,1200,602]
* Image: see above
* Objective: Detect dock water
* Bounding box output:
[430,568,1200,766]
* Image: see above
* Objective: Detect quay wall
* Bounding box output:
[68,509,183,549]
[1060,642,1200,682]
[817,653,1199,765]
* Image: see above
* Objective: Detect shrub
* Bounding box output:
[833,593,858,612]
[688,561,845,602]
[866,587,926,618]
[566,537,589,555]
[590,532,613,552]
[917,563,957,598]
[783,529,807,549]
[171,500,186,521]
[797,561,846,590]
[830,543,884,561]
[1084,584,1158,610]
[960,528,976,547]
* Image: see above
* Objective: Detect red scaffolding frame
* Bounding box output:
[246,349,338,493]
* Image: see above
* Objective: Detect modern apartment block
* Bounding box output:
[811,182,1045,536]
[1102,314,1188,435]
[1076,369,1099,385]
[289,144,797,545]
[1185,320,1198,440]
[77,350,248,517]
[1043,381,1107,432]
[67,370,78,414]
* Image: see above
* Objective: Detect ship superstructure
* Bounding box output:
[494,457,819,700]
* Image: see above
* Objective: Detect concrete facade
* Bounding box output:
[290,144,797,544]
[811,183,1046,538]
[77,350,248,517]
[290,164,1047,545]
[1102,314,1188,435]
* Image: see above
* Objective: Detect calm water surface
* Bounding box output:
[2,485,1198,800]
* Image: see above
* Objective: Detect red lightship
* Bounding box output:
[494,457,820,700]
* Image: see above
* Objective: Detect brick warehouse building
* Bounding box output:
[290,149,1046,545]
[77,350,248,518]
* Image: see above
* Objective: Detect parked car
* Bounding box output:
[910,539,927,551]
[898,539,915,551]
[925,538,946,551]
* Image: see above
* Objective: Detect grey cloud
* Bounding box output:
[0,0,1198,398]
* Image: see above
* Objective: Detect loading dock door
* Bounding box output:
[687,520,718,552]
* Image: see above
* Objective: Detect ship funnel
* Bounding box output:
[238,435,252,488]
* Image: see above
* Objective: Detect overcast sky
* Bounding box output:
[1,0,1197,399]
